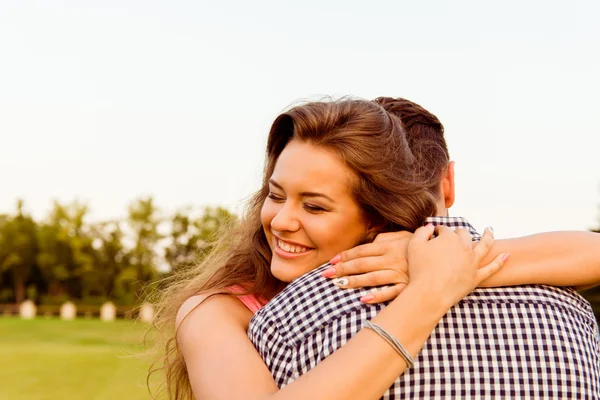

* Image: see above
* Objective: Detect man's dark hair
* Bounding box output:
[374,97,449,196]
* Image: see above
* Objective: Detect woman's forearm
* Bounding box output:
[269,225,507,400]
[183,286,449,400]
[270,283,448,400]
[479,231,600,288]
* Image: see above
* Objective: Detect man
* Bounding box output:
[248,97,600,399]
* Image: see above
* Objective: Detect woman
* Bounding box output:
[150,98,600,399]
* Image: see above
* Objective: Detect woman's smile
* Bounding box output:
[273,236,314,259]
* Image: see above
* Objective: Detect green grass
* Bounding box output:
[0,317,159,400]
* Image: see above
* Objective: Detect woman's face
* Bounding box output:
[261,140,369,282]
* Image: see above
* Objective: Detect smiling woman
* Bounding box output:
[262,141,370,282]
[147,96,600,400]
[148,98,509,400]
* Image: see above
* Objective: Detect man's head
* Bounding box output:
[374,97,454,216]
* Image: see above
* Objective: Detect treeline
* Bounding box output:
[0,198,234,306]
[1,197,599,320]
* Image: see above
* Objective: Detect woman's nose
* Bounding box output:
[270,202,301,232]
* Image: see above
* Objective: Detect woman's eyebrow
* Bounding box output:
[269,179,336,203]
[268,179,284,191]
[299,191,336,203]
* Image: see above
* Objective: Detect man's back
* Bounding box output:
[249,217,600,399]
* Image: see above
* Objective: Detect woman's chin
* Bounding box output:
[270,261,308,283]
[270,266,297,283]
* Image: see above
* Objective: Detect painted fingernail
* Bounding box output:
[329,254,341,264]
[360,294,375,302]
[321,267,336,278]
[501,253,510,262]
[425,223,434,229]
[333,277,349,288]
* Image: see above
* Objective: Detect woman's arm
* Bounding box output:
[323,230,600,303]
[478,231,600,288]
[178,285,447,400]
[178,225,507,400]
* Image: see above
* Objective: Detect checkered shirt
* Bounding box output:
[248,216,600,399]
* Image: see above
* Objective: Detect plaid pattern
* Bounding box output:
[248,216,600,399]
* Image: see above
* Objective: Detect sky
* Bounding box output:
[1,0,599,239]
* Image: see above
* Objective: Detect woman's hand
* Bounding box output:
[322,226,498,304]
[321,231,413,303]
[407,224,508,310]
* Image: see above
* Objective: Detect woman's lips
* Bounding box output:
[273,237,313,259]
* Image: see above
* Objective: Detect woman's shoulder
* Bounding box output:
[176,292,252,331]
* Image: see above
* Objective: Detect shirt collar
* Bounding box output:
[425,216,481,241]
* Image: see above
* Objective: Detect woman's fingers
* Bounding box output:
[476,252,510,283]
[359,283,408,304]
[328,224,505,305]
[322,243,387,278]
[473,227,495,266]
[434,225,455,238]
[323,236,410,278]
[331,269,407,289]
[327,255,393,278]
[408,224,436,251]
[338,241,388,263]
[455,228,473,249]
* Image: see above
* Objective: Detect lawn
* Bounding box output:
[0,317,161,400]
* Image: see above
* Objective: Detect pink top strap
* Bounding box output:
[228,285,268,314]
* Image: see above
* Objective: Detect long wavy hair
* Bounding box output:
[148,98,439,399]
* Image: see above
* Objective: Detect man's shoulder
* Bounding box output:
[250,264,384,346]
[467,285,596,319]
[251,265,597,342]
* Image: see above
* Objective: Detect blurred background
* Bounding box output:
[1,0,599,399]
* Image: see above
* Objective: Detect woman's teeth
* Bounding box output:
[278,239,309,253]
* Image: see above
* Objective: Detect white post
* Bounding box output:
[100,302,116,322]
[60,301,76,320]
[19,300,36,320]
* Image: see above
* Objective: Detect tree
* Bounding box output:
[113,197,161,304]
[164,206,236,273]
[0,200,39,303]
[89,220,130,303]
[0,195,236,306]
[164,207,196,272]
[36,200,98,302]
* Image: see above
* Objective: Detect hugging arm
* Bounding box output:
[178,284,445,400]
[326,230,600,303]
[177,226,507,400]
[478,231,600,288]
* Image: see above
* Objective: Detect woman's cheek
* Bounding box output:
[307,219,343,255]
[260,200,276,228]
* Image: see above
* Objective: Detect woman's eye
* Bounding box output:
[304,204,325,213]
[267,193,284,202]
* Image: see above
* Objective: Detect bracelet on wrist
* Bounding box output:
[364,320,414,368]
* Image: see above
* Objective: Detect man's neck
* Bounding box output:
[434,207,450,217]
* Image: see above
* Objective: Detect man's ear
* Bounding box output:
[441,161,455,208]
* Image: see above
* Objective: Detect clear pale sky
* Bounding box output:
[1,0,599,238]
